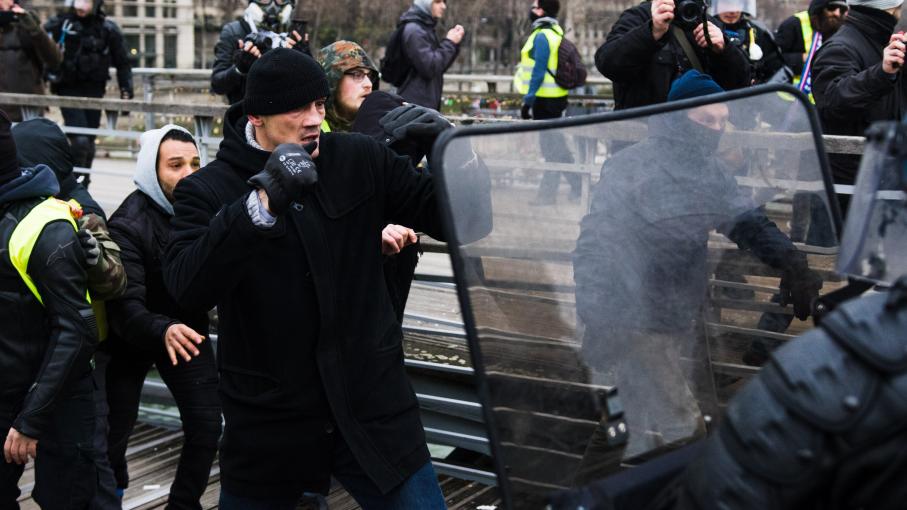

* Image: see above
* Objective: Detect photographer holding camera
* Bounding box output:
[0,0,61,122]
[211,0,310,104]
[595,0,751,110]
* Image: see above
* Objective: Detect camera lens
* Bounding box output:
[676,0,704,24]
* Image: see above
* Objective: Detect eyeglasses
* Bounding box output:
[344,69,372,83]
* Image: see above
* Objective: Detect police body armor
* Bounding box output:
[431,84,841,508]
[47,15,116,85]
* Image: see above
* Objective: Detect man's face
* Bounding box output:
[431,0,446,19]
[686,103,729,132]
[531,0,544,17]
[249,98,326,157]
[0,0,14,13]
[718,11,742,24]
[72,0,92,17]
[817,5,846,35]
[157,139,200,202]
[336,68,373,116]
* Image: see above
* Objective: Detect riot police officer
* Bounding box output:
[652,118,907,510]
[44,0,133,187]
[711,0,786,84]
[210,0,309,104]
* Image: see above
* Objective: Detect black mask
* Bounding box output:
[529,8,541,22]
[683,117,724,157]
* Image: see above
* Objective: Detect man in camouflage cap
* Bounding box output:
[318,40,379,133]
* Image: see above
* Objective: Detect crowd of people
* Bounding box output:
[0,0,906,507]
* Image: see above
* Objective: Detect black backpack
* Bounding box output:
[380,21,412,87]
[547,33,587,90]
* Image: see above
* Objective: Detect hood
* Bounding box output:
[399,6,435,27]
[134,124,194,216]
[318,40,379,133]
[216,102,271,179]
[12,118,75,184]
[845,5,899,47]
[0,165,60,206]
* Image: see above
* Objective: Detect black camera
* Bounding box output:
[0,10,20,27]
[674,0,708,28]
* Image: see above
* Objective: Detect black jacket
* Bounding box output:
[44,13,133,95]
[163,104,490,497]
[595,2,752,110]
[106,190,208,356]
[0,10,61,121]
[812,6,907,187]
[718,18,785,84]
[396,7,460,110]
[0,166,97,437]
[210,19,252,104]
[775,14,810,77]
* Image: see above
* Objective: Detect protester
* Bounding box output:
[712,0,786,84]
[514,0,580,206]
[775,0,849,99]
[318,41,423,321]
[396,0,464,109]
[0,0,61,121]
[163,48,490,509]
[104,125,222,509]
[44,0,132,187]
[812,0,906,214]
[211,0,309,104]
[0,109,99,508]
[595,0,751,110]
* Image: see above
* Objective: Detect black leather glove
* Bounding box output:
[779,255,823,321]
[233,46,258,75]
[77,229,100,267]
[247,142,318,216]
[379,104,452,145]
[521,103,532,120]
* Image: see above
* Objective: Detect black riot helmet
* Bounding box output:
[67,0,104,18]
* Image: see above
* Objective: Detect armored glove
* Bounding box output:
[779,255,823,320]
[248,142,318,216]
[77,228,100,267]
[379,104,452,145]
[520,103,532,120]
[233,46,258,75]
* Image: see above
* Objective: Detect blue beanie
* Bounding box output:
[667,70,725,102]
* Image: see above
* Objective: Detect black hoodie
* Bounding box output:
[396,6,460,109]
[163,102,490,498]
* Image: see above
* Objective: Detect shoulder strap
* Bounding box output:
[671,25,703,73]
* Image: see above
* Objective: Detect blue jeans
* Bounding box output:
[218,460,446,510]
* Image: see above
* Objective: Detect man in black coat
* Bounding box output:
[812,0,907,215]
[775,0,848,93]
[163,49,490,508]
[595,0,751,110]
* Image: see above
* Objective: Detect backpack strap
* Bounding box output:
[671,25,703,73]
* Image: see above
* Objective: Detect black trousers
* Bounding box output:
[55,82,106,184]
[533,96,580,201]
[104,339,221,510]
[0,373,97,510]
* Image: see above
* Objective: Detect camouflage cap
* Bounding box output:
[317,40,379,93]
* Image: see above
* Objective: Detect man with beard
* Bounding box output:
[44,0,132,187]
[812,0,906,216]
[775,0,849,101]
[395,0,464,109]
[572,71,822,467]
[163,48,490,509]
[210,0,308,104]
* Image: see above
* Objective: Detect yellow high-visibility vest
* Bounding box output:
[7,197,107,340]
[513,26,568,98]
[321,119,331,133]
[793,10,814,91]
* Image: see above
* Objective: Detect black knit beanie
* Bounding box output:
[243,49,331,116]
[0,110,21,187]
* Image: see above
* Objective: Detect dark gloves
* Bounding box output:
[233,47,258,75]
[77,229,100,267]
[379,104,452,145]
[247,142,318,216]
[521,103,532,120]
[120,88,134,100]
[779,255,823,320]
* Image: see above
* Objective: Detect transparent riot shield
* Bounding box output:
[433,86,842,509]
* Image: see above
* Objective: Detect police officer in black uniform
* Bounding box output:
[650,118,907,510]
[45,0,132,187]
[711,0,786,84]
